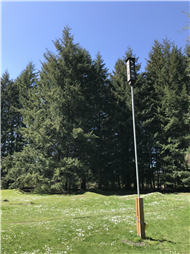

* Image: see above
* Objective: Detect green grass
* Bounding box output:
[1,189,190,254]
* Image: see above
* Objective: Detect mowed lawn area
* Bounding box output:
[1,189,190,254]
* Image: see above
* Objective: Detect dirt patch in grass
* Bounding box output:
[12,203,32,205]
[122,240,148,246]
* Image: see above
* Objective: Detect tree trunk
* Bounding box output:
[125,173,131,191]
[98,168,102,189]
[81,178,86,190]
[117,176,121,189]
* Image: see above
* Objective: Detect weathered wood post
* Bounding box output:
[136,197,145,239]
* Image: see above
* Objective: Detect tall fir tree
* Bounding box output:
[1,71,15,157]
[110,47,143,190]
[9,26,97,191]
[144,39,190,189]
[1,63,40,188]
[88,52,116,189]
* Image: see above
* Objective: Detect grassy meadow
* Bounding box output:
[1,189,190,254]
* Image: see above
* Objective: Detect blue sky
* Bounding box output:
[1,1,189,80]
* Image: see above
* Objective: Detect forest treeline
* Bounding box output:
[1,27,190,193]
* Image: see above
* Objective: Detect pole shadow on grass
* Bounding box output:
[145,237,175,244]
[122,237,175,247]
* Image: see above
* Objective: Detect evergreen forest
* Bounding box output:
[1,27,190,193]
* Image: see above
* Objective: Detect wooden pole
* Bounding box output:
[135,197,145,239]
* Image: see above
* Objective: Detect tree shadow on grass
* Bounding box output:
[76,188,147,196]
[75,188,190,196]
[19,187,190,196]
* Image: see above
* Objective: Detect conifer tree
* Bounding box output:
[12,26,97,192]
[110,48,143,190]
[3,29,189,191]
[1,71,15,157]
[1,71,24,157]
[1,63,40,188]
[88,52,116,189]
[145,39,190,189]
